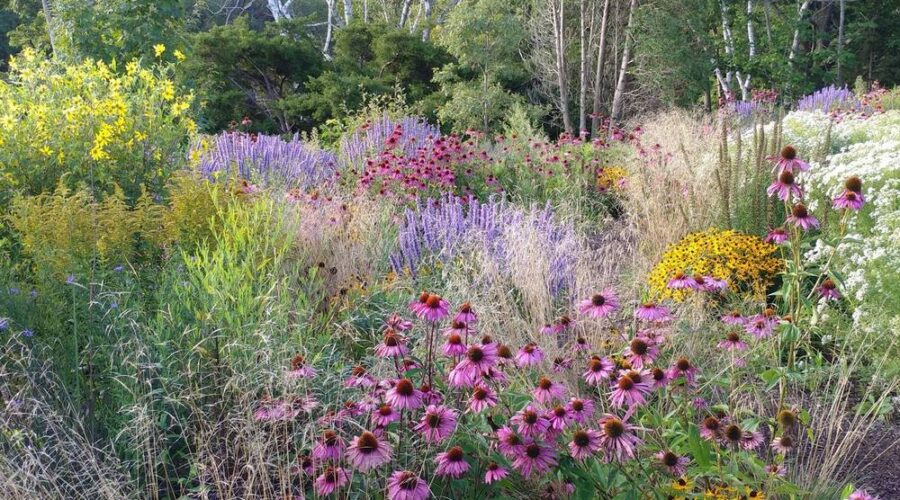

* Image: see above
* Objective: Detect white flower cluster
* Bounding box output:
[786,110,900,326]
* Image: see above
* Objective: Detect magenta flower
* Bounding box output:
[572,336,591,352]
[649,367,671,390]
[566,398,595,424]
[668,357,699,386]
[771,435,794,454]
[347,431,393,472]
[372,404,400,427]
[443,320,468,338]
[635,302,672,322]
[286,354,316,379]
[345,365,377,388]
[496,426,526,459]
[578,288,619,318]
[511,406,550,438]
[694,275,728,292]
[655,451,689,476]
[448,342,498,387]
[610,373,649,408]
[598,415,641,462]
[745,317,775,339]
[516,343,545,367]
[375,330,409,358]
[741,429,764,450]
[314,466,349,496]
[483,462,509,484]
[547,405,573,430]
[552,356,573,373]
[718,331,748,351]
[467,384,498,413]
[418,294,450,322]
[552,315,575,334]
[624,337,659,368]
[539,323,555,336]
[787,203,820,231]
[419,383,443,406]
[833,190,865,210]
[666,272,697,290]
[848,489,880,500]
[818,278,841,300]
[765,228,790,244]
[700,416,723,441]
[385,379,423,410]
[454,302,478,324]
[767,171,803,201]
[387,470,431,500]
[569,429,602,460]
[583,356,615,384]
[720,310,746,325]
[773,145,810,174]
[313,430,345,461]
[512,441,558,477]
[532,377,566,404]
[385,313,414,331]
[409,291,430,316]
[434,446,470,478]
[442,334,467,357]
[414,405,457,443]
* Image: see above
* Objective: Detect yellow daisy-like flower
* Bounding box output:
[153,44,166,57]
[671,477,693,491]
[173,49,186,62]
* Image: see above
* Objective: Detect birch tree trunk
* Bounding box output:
[577,0,589,134]
[836,0,845,84]
[422,0,435,40]
[747,0,756,58]
[399,0,413,28]
[41,0,58,58]
[267,0,294,21]
[343,0,353,24]
[590,0,610,137]
[323,0,336,59]
[549,0,573,134]
[609,0,637,125]
[789,0,812,63]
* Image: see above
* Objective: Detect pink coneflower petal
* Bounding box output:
[818,278,841,300]
[566,397,595,424]
[511,406,550,438]
[583,356,615,384]
[442,334,467,356]
[787,203,820,231]
[434,446,470,478]
[833,190,865,210]
[767,170,804,201]
[717,331,748,351]
[414,405,458,443]
[516,343,545,367]
[468,384,498,413]
[666,273,697,290]
[569,429,602,460]
[313,430,346,461]
[483,462,508,484]
[547,405,572,430]
[720,310,746,325]
[623,337,659,368]
[496,426,526,459]
[765,228,789,244]
[286,354,317,379]
[512,441,558,477]
[668,357,699,386]
[385,378,423,410]
[385,313,414,331]
[771,435,794,454]
[372,403,400,427]
[454,302,478,324]
[449,342,498,387]
[314,466,349,496]
[700,416,723,441]
[345,365,377,388]
[609,373,649,408]
[532,377,567,404]
[745,316,775,339]
[598,415,641,462]
[387,470,431,500]
[375,330,410,358]
[655,451,689,476]
[419,294,450,322]
[635,302,672,322]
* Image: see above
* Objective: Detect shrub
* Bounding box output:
[0,49,195,201]
[647,228,782,301]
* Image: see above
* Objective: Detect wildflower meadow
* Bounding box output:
[1,2,899,500]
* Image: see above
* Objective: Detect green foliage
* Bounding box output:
[0,49,195,201]
[184,16,324,134]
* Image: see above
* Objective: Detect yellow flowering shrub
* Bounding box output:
[6,185,168,280]
[597,166,628,192]
[647,228,782,301]
[0,49,195,202]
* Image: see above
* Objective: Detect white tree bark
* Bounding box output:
[609,0,637,124]
[323,0,336,59]
[267,0,294,21]
[836,0,845,83]
[421,0,435,41]
[399,0,413,28]
[590,0,610,136]
[41,0,58,58]
[789,0,812,62]
[746,0,756,58]
[550,0,573,134]
[343,0,353,24]
[578,0,589,134]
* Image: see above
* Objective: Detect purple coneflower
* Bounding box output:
[286,354,316,379]
[347,431,393,472]
[624,337,659,368]
[848,489,880,500]
[767,170,803,201]
[496,426,526,458]
[314,466,349,496]
[583,356,615,384]
[598,415,641,462]
[720,310,746,325]
[578,288,619,318]
[635,302,672,322]
[666,272,697,290]
[610,372,650,408]
[449,342,498,387]
[468,384,498,413]
[409,291,430,316]
[420,383,443,406]
[668,357,699,385]
[345,365,376,388]
[721,423,746,448]
[385,379,423,410]
[442,334,467,356]
[766,463,786,477]
[483,462,508,484]
[700,416,723,441]
[313,430,345,461]
[387,470,431,500]
[694,275,728,292]
[655,450,689,476]
[566,397,594,424]
[773,145,810,174]
[415,405,457,443]
[516,343,545,367]
[787,203,820,231]
[454,302,478,324]
[512,441,558,477]
[419,294,450,322]
[552,315,575,334]
[745,317,775,339]
[372,404,400,427]
[718,331,748,351]
[547,405,572,430]
[443,320,468,338]
[386,313,414,331]
[765,228,790,244]
[818,278,841,300]
[511,406,551,438]
[569,429,602,460]
[833,176,865,211]
[552,356,573,373]
[434,446,470,478]
[375,330,409,358]
[533,377,566,404]
[572,336,590,352]
[741,430,764,450]
[539,323,555,336]
[650,367,670,389]
[771,435,794,454]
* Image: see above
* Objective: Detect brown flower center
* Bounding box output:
[725,424,743,442]
[571,400,584,411]
[591,294,606,306]
[603,419,625,438]
[525,443,542,458]
[781,145,797,160]
[792,203,809,218]
[425,294,442,308]
[395,378,414,396]
[468,346,484,362]
[676,358,691,371]
[630,339,649,356]
[662,451,679,467]
[779,171,795,185]
[573,430,591,447]
[524,411,539,425]
[446,446,464,461]
[358,432,379,453]
[845,176,862,193]
[538,378,553,390]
